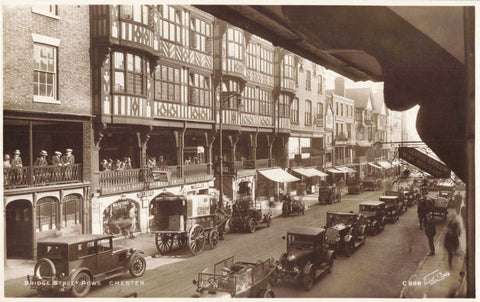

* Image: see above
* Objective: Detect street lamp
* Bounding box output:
[218,89,243,204]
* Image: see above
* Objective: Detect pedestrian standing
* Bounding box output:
[128,204,137,239]
[417,198,427,230]
[34,150,48,183]
[444,215,461,269]
[12,150,23,184]
[51,151,63,181]
[62,148,75,180]
[424,213,436,256]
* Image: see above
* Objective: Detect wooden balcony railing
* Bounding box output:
[4,164,82,190]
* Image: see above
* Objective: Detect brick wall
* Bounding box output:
[3,5,91,115]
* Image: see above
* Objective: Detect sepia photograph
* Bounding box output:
[1,1,476,299]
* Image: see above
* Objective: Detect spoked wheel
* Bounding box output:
[71,271,92,297]
[188,224,206,255]
[155,233,173,255]
[208,228,219,249]
[177,234,188,249]
[129,255,146,277]
[247,218,256,233]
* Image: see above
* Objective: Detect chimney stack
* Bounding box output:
[334,77,346,97]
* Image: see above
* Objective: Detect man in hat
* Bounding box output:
[12,150,23,185]
[51,151,63,181]
[424,212,437,256]
[62,149,75,180]
[34,150,48,183]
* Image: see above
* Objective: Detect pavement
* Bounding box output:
[400,211,467,298]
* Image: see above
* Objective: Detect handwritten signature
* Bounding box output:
[423,270,450,286]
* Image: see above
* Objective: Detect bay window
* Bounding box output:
[120,5,150,26]
[113,51,146,96]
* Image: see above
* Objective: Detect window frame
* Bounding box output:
[317,76,323,94]
[157,5,183,44]
[190,17,211,53]
[33,41,59,104]
[291,98,299,124]
[36,198,59,232]
[112,51,147,97]
[305,100,312,125]
[306,70,311,91]
[258,88,272,116]
[154,63,182,103]
[279,94,291,118]
[226,28,244,73]
[119,5,150,26]
[189,73,211,107]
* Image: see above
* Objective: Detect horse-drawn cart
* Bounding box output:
[149,193,219,256]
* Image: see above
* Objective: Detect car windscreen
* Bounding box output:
[37,243,68,259]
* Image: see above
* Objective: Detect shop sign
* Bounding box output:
[398,147,451,178]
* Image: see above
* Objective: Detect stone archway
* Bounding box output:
[6,200,33,259]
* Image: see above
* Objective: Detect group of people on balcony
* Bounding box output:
[101,157,133,171]
[146,155,168,169]
[4,148,76,186]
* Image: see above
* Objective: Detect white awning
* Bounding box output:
[377,161,392,169]
[258,168,300,183]
[304,167,328,177]
[327,168,345,174]
[368,162,383,169]
[336,166,356,173]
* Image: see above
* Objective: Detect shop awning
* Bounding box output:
[327,168,345,174]
[368,162,383,169]
[304,167,328,177]
[258,168,300,183]
[377,161,392,169]
[336,166,356,173]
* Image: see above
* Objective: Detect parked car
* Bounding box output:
[437,182,455,202]
[318,185,341,204]
[383,191,408,214]
[379,195,402,223]
[282,196,305,216]
[431,196,449,221]
[26,234,146,297]
[192,256,276,298]
[230,196,272,233]
[275,226,334,291]
[361,178,382,191]
[359,201,387,235]
[347,181,364,194]
[324,211,367,257]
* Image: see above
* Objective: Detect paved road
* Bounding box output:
[5,190,449,298]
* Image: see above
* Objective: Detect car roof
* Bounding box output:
[288,226,325,236]
[38,234,113,245]
[360,201,385,206]
[379,195,398,199]
[327,211,356,216]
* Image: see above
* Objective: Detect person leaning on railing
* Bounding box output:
[34,150,49,184]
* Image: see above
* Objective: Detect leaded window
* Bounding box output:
[191,17,211,53]
[113,51,146,96]
[189,73,210,107]
[158,5,182,44]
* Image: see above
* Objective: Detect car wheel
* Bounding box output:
[247,218,256,233]
[303,269,315,291]
[129,255,146,277]
[258,289,275,298]
[71,271,92,297]
[345,243,353,257]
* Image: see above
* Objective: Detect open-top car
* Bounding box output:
[318,185,341,204]
[230,195,272,233]
[275,226,334,291]
[359,201,387,235]
[361,178,382,191]
[192,256,276,298]
[324,211,367,257]
[26,234,146,297]
[379,195,403,223]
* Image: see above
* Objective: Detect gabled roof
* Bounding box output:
[346,87,373,109]
[371,91,386,115]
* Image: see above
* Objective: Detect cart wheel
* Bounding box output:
[155,234,173,255]
[177,234,188,249]
[188,224,205,255]
[247,218,256,233]
[266,215,272,227]
[208,229,219,249]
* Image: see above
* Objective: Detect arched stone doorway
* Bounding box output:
[6,200,33,259]
[103,199,140,236]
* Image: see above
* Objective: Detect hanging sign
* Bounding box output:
[398,147,450,178]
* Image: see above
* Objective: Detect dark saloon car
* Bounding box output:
[359,201,387,235]
[275,227,334,291]
[379,195,404,223]
[318,185,341,204]
[27,234,146,297]
[324,212,367,256]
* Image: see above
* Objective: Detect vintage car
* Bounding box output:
[192,256,276,298]
[401,190,417,207]
[359,201,387,235]
[282,195,305,216]
[324,211,367,257]
[361,178,382,191]
[275,226,335,291]
[431,196,449,221]
[230,196,272,233]
[437,182,455,202]
[379,195,403,223]
[318,185,341,204]
[26,234,146,297]
[347,181,364,194]
[383,191,408,213]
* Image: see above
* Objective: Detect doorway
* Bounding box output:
[6,200,33,258]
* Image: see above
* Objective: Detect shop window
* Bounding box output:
[36,197,58,232]
[154,64,181,102]
[63,195,81,227]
